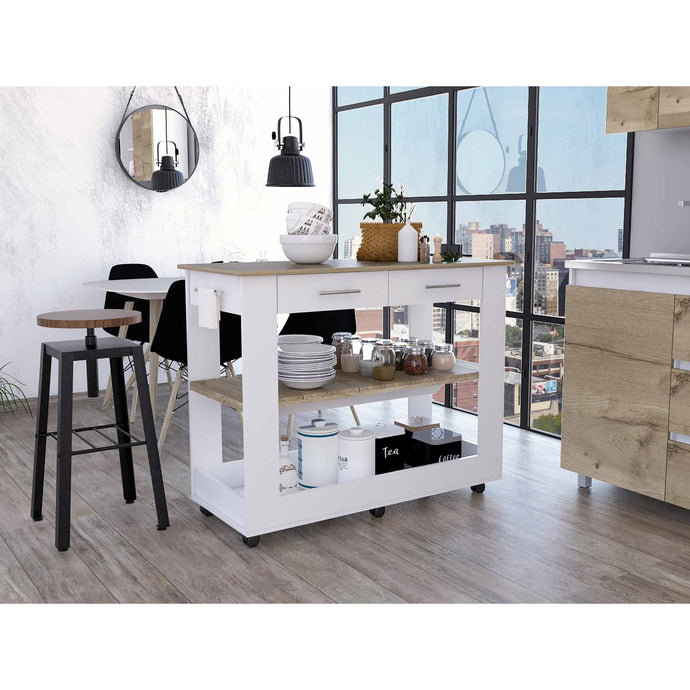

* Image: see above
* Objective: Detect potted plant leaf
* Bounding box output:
[357,182,422,261]
[0,363,31,415]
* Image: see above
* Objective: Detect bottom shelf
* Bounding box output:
[192,439,494,537]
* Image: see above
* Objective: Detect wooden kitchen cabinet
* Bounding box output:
[658,87,690,129]
[561,286,674,500]
[665,441,690,509]
[605,86,690,133]
[605,87,659,134]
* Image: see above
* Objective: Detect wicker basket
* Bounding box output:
[356,222,423,262]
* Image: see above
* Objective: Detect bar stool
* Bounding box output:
[33,309,170,552]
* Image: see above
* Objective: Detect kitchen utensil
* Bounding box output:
[298,418,339,488]
[338,426,375,483]
[280,234,337,264]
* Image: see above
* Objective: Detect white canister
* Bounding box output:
[397,222,418,262]
[297,419,339,489]
[338,426,376,482]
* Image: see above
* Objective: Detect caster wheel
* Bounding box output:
[242,535,260,548]
[471,484,485,494]
[199,506,213,517]
[369,507,386,518]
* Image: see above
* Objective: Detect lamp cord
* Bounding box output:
[288,86,292,135]
[117,86,194,131]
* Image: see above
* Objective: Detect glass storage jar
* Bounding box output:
[432,343,456,371]
[372,342,396,381]
[340,335,361,373]
[393,342,407,371]
[403,345,429,376]
[331,332,352,370]
[359,337,378,362]
[419,339,435,367]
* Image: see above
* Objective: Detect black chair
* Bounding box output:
[103,263,157,343]
[102,264,162,412]
[279,309,357,344]
[151,279,242,451]
[280,309,360,435]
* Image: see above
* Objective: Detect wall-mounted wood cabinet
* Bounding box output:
[606,86,690,134]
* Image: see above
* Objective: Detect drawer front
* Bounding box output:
[666,440,690,509]
[277,271,388,313]
[388,268,482,305]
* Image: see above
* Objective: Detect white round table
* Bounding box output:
[84,277,179,415]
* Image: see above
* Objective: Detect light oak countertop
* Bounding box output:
[178,258,513,277]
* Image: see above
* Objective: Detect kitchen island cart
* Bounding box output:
[179,258,510,545]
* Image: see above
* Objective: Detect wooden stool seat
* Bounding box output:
[37,309,141,329]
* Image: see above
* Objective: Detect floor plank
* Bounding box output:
[0,534,44,603]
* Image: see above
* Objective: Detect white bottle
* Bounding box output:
[279,436,298,494]
[397,222,418,262]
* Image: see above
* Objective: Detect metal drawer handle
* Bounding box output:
[319,289,362,296]
[425,283,461,289]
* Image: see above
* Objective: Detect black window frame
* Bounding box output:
[332,86,634,436]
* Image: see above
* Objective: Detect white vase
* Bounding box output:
[397,222,418,262]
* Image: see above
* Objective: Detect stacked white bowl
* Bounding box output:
[281,202,337,264]
[278,343,337,390]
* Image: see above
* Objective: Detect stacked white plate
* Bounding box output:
[278,343,337,390]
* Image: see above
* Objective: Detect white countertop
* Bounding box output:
[566,258,690,278]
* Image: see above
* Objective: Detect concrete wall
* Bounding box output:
[630,127,690,257]
[0,86,332,397]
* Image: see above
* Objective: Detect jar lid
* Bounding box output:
[331,332,351,342]
[393,342,407,350]
[361,337,378,343]
[406,345,423,355]
[435,343,453,352]
[407,337,419,344]
[376,339,394,346]
[343,334,361,341]
[419,339,434,347]
[339,426,375,441]
[298,418,339,437]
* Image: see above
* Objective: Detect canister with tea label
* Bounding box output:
[297,418,339,488]
[338,426,375,482]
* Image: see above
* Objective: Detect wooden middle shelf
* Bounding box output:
[190,361,479,412]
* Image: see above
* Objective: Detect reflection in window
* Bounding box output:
[337,87,383,107]
[337,106,383,199]
[456,87,529,195]
[455,200,525,312]
[537,87,627,192]
[392,94,448,196]
[530,321,564,435]
[533,198,625,317]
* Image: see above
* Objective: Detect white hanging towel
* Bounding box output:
[197,288,220,329]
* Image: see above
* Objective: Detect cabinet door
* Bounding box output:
[672,295,690,360]
[561,286,674,500]
[666,441,690,509]
[605,87,659,133]
[658,87,690,129]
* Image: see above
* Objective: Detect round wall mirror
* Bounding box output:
[456,128,506,195]
[116,105,199,192]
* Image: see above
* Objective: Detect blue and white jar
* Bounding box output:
[297,418,339,489]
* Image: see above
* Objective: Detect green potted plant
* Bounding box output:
[357,182,422,261]
[0,363,31,415]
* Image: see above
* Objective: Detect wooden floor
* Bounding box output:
[3,382,690,604]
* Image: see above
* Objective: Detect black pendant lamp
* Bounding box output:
[266,87,314,187]
[151,107,185,192]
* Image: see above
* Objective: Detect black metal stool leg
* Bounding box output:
[110,356,137,504]
[85,328,99,398]
[55,355,74,552]
[132,347,169,530]
[31,345,52,521]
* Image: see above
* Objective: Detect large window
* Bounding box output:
[333,87,633,437]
